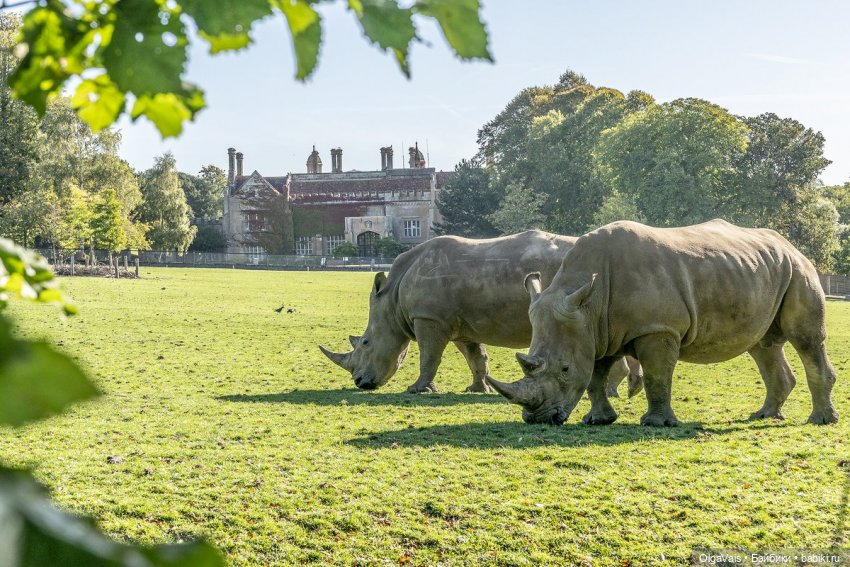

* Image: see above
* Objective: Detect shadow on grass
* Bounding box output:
[342,421,788,449]
[217,389,506,407]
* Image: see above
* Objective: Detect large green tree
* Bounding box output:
[180,164,226,220]
[595,98,749,227]
[0,12,38,206]
[527,86,653,234]
[139,153,196,252]
[433,158,499,237]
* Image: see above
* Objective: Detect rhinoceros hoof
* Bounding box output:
[749,408,785,421]
[406,382,438,394]
[640,412,679,427]
[465,382,495,394]
[582,411,618,425]
[807,407,839,425]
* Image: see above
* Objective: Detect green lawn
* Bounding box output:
[3,268,849,565]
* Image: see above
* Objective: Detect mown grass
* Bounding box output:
[2,268,849,565]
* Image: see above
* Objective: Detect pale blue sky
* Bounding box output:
[112,0,850,184]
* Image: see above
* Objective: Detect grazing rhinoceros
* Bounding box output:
[489,220,839,426]
[319,230,643,395]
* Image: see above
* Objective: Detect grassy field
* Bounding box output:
[2,267,849,565]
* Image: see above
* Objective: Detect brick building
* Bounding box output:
[222,144,449,257]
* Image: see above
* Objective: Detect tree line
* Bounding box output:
[1,10,226,255]
[435,70,849,273]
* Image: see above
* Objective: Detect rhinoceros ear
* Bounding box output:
[372,272,388,297]
[524,273,542,302]
[560,273,597,313]
[348,335,361,348]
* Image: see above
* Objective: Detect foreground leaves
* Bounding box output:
[0,467,224,567]
[0,319,98,427]
[9,0,491,137]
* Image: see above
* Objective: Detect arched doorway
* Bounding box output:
[357,231,380,257]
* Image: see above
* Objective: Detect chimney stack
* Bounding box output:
[236,152,244,178]
[331,148,342,173]
[380,146,394,170]
[227,147,236,186]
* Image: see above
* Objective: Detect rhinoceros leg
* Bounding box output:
[780,275,838,424]
[748,343,796,420]
[634,333,680,427]
[453,341,496,393]
[604,357,629,398]
[792,340,839,424]
[405,319,449,393]
[605,356,645,398]
[582,357,620,425]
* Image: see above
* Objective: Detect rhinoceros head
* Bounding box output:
[319,272,411,390]
[489,272,598,425]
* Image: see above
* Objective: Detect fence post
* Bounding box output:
[114,256,120,279]
[70,255,75,276]
[827,275,832,296]
[135,257,140,277]
[124,255,129,272]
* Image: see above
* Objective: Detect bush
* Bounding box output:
[376,237,409,258]
[189,225,227,252]
[332,242,359,258]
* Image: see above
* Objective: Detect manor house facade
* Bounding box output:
[222,144,449,257]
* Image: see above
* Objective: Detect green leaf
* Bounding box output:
[276,0,322,80]
[9,4,92,115]
[414,0,491,60]
[348,0,415,77]
[131,87,206,138]
[0,467,225,566]
[0,319,99,427]
[71,75,127,132]
[180,0,272,53]
[101,0,188,95]
[198,30,252,54]
[0,238,72,312]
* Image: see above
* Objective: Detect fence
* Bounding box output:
[819,274,850,298]
[33,249,850,288]
[35,248,394,273]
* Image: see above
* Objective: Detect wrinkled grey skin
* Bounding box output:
[490,220,840,427]
[320,230,642,394]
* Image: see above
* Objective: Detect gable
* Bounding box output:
[233,171,280,198]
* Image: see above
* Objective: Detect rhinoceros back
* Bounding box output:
[557,219,822,363]
[386,231,576,348]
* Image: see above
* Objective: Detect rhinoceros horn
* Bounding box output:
[319,345,353,371]
[515,352,543,375]
[487,375,540,406]
[348,335,361,349]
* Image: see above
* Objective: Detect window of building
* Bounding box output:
[403,219,421,238]
[325,235,345,255]
[296,237,314,256]
[242,212,267,233]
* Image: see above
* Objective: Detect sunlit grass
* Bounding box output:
[3,268,849,565]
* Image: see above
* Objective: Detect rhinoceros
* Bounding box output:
[489,220,839,426]
[319,230,643,395]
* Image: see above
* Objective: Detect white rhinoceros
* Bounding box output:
[489,220,839,426]
[320,230,642,395]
